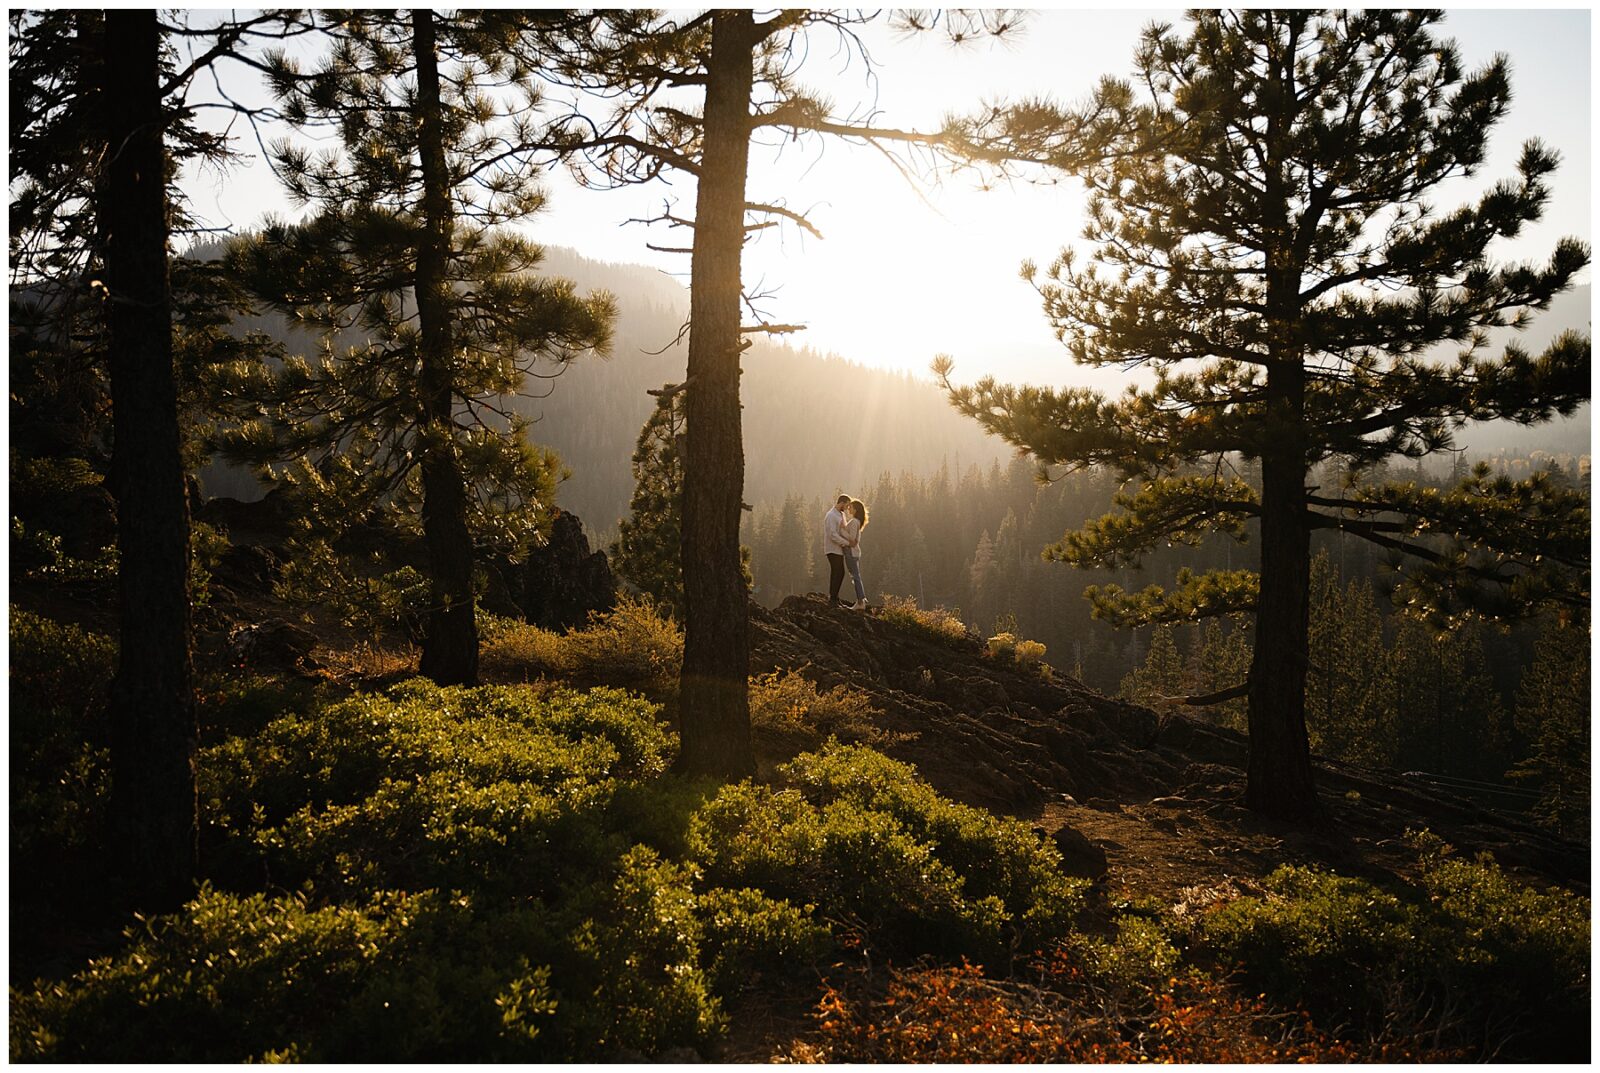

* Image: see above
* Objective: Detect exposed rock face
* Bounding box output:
[195,489,295,546]
[749,594,1234,812]
[748,594,1589,894]
[516,511,616,632]
[1050,824,1110,880]
[226,618,319,672]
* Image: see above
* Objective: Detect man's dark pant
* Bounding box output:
[827,553,846,605]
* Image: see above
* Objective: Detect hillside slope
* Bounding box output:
[750,595,1588,898]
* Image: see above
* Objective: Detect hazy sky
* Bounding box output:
[180,9,1591,389]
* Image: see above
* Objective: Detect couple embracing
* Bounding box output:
[823,494,870,609]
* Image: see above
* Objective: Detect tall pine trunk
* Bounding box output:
[101,8,198,908]
[1245,361,1320,820]
[413,7,479,686]
[677,10,756,777]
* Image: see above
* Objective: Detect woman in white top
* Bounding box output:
[843,498,869,608]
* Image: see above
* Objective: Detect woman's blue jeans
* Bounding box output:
[844,550,865,602]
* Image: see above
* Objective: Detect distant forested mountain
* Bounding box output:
[193,245,1586,526]
[196,244,1006,531]
[521,247,1006,533]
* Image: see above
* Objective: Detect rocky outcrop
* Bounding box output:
[748,594,1589,894]
[749,594,1242,813]
[196,489,295,546]
[515,510,616,632]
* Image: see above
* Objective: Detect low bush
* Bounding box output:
[480,596,682,689]
[195,673,315,741]
[11,608,117,861]
[983,632,1053,679]
[697,886,831,987]
[18,681,753,1061]
[784,959,1390,1063]
[1191,834,1591,1061]
[688,742,1086,963]
[748,667,910,748]
[198,679,674,896]
[12,887,516,1063]
[877,595,970,647]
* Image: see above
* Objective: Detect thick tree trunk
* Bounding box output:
[1245,365,1320,821]
[412,8,479,686]
[101,9,198,909]
[677,10,756,778]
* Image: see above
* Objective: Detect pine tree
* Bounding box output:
[1189,619,1252,732]
[1119,625,1187,708]
[213,11,613,684]
[1508,614,1590,838]
[1388,617,1508,780]
[967,530,1000,630]
[770,495,810,601]
[940,11,1589,819]
[522,10,1018,777]
[98,9,198,908]
[1306,552,1396,766]
[614,386,688,617]
[11,10,302,906]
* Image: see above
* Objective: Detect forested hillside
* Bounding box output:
[198,244,1005,530]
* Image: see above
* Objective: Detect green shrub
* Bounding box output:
[10,608,117,860]
[1195,866,1416,1026]
[10,607,116,720]
[697,886,830,986]
[1068,914,1183,992]
[1409,833,1589,1061]
[749,667,911,748]
[480,597,682,688]
[983,632,1053,679]
[196,673,315,741]
[199,679,674,896]
[555,846,723,1057]
[20,685,1107,1061]
[11,885,569,1063]
[687,743,1085,962]
[878,595,971,646]
[783,744,1086,942]
[1193,839,1591,1061]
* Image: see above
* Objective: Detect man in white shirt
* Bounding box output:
[822,494,853,607]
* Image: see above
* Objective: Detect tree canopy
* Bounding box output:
[211,11,614,683]
[939,9,1590,818]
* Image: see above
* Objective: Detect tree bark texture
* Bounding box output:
[677,9,756,777]
[101,8,198,909]
[1244,364,1321,820]
[412,8,479,686]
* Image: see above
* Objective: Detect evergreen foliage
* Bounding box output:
[613,387,687,617]
[15,681,1085,1061]
[940,10,1590,817]
[210,11,614,683]
[1118,625,1185,708]
[1507,613,1591,837]
[1192,834,1590,1062]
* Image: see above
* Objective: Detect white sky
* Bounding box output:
[179,8,1592,389]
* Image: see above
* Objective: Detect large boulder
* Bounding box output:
[516,510,616,632]
[196,488,295,545]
